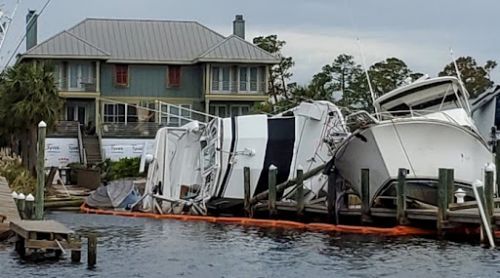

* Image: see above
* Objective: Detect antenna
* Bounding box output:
[356,38,379,119]
[449,48,471,112]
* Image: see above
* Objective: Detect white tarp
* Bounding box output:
[101,138,155,161]
[45,138,80,167]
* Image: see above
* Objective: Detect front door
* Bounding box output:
[66,105,86,125]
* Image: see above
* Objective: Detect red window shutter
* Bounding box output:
[168,66,181,87]
[115,64,128,86]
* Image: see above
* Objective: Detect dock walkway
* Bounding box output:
[0,176,20,237]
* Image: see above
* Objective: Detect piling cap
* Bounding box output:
[297,165,304,171]
[26,194,34,201]
[269,164,277,170]
[11,191,18,199]
[485,163,496,173]
[38,120,47,128]
[18,193,26,199]
[455,188,465,194]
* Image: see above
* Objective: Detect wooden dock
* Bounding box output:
[10,220,81,260]
[0,176,20,238]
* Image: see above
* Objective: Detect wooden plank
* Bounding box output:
[10,220,74,235]
[25,239,81,251]
[0,176,21,222]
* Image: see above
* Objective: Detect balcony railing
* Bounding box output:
[57,78,97,92]
[211,81,266,94]
[101,122,163,138]
[48,121,80,137]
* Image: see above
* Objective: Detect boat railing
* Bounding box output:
[346,109,464,126]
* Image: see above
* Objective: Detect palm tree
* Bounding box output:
[0,61,63,173]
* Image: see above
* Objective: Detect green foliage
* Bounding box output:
[253,35,295,104]
[0,62,62,134]
[0,150,35,193]
[100,157,144,181]
[0,61,63,172]
[439,56,497,98]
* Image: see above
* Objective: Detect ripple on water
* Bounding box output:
[0,211,500,278]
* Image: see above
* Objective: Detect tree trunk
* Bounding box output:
[20,130,29,169]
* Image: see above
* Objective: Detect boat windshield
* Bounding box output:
[376,79,469,118]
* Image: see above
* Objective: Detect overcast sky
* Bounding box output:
[1,0,498,84]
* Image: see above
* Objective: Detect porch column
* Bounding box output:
[95,97,100,136]
[96,61,101,93]
[205,99,210,122]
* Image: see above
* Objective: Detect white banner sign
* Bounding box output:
[45,138,81,167]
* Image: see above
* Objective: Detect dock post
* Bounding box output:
[87,234,97,268]
[396,168,409,225]
[268,165,277,217]
[446,169,455,208]
[485,165,495,229]
[296,166,304,217]
[24,194,34,220]
[243,167,251,216]
[35,121,47,220]
[327,169,337,223]
[18,193,26,219]
[361,168,371,224]
[496,139,500,201]
[437,168,452,235]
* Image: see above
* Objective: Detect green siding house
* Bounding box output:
[20,14,279,137]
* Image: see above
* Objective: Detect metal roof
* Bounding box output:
[22,18,279,64]
[23,30,110,59]
[197,35,278,64]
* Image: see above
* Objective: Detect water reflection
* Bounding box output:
[0,211,499,277]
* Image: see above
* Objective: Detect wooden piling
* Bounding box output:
[87,234,97,268]
[327,169,337,223]
[496,139,500,199]
[437,168,452,234]
[396,168,408,225]
[268,165,277,217]
[361,168,371,223]
[446,169,455,207]
[35,121,47,220]
[484,167,495,226]
[243,167,251,216]
[24,194,34,220]
[17,194,26,220]
[296,167,304,216]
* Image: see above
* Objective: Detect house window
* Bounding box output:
[211,66,231,92]
[67,62,94,91]
[104,103,126,122]
[161,104,192,126]
[238,66,260,92]
[168,66,181,87]
[53,63,64,89]
[230,105,250,117]
[114,64,128,86]
[209,105,228,118]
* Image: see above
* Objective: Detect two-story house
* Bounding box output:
[19,12,279,166]
[20,12,278,134]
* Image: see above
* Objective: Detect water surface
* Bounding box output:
[0,211,499,278]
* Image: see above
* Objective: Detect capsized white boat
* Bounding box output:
[333,76,494,206]
[141,101,349,214]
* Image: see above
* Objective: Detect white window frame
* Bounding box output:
[161,104,192,127]
[67,62,93,91]
[209,104,228,118]
[237,66,260,93]
[103,103,125,123]
[230,105,250,117]
[211,66,231,93]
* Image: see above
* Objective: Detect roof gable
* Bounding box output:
[197,35,278,64]
[23,31,110,59]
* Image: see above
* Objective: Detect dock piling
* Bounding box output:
[327,169,337,223]
[437,168,453,234]
[243,167,251,216]
[296,166,304,216]
[18,193,26,219]
[35,121,47,220]
[87,234,97,268]
[496,139,500,201]
[268,165,277,217]
[396,168,409,225]
[485,165,495,222]
[361,168,371,224]
[24,194,34,220]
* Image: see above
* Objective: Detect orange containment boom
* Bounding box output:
[80,203,433,236]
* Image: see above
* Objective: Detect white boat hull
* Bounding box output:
[334,119,493,205]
